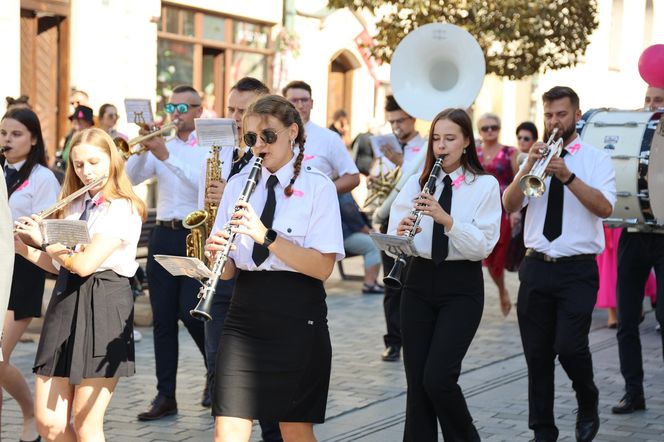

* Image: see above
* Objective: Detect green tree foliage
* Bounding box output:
[327,0,599,79]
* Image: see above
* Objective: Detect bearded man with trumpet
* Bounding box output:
[124,85,211,421]
[503,86,616,442]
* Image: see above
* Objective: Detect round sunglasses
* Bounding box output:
[164,103,200,114]
[243,127,289,147]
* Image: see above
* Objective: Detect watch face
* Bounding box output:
[265,229,277,244]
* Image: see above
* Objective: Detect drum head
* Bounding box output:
[649,118,664,224]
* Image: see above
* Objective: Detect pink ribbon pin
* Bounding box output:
[567,143,581,154]
[187,136,198,147]
[411,147,421,153]
[303,154,315,161]
[93,195,106,206]
[291,189,305,197]
[451,174,465,187]
[16,180,29,191]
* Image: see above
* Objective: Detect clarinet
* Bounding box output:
[190,154,264,321]
[383,155,445,289]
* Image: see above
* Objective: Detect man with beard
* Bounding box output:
[503,86,616,442]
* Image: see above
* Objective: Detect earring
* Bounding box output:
[463,148,467,154]
[290,139,295,150]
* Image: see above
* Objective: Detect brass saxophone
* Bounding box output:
[183,145,222,264]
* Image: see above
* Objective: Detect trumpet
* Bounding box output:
[114,120,178,159]
[383,155,445,289]
[518,128,563,198]
[13,175,108,233]
[190,154,264,321]
[363,158,402,211]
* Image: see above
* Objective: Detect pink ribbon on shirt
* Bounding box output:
[411,147,421,153]
[187,136,198,147]
[567,143,581,154]
[451,174,465,187]
[303,154,315,161]
[16,180,29,191]
[93,195,106,206]
[291,189,305,197]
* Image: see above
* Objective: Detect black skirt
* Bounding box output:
[8,254,46,319]
[33,270,135,384]
[212,270,331,423]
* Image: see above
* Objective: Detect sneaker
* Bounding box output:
[362,283,384,294]
[133,329,142,342]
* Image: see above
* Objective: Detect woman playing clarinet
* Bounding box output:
[205,95,344,442]
[389,108,502,441]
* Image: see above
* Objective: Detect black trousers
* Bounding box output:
[147,226,207,398]
[381,251,402,348]
[517,256,599,440]
[616,231,664,396]
[401,257,483,442]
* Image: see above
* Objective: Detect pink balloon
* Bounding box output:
[639,44,664,88]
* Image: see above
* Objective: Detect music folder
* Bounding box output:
[40,220,90,249]
[154,255,213,281]
[369,232,417,259]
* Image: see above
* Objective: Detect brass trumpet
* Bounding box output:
[518,128,564,198]
[114,121,178,159]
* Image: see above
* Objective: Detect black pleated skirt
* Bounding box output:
[8,254,46,319]
[212,270,331,423]
[33,270,135,384]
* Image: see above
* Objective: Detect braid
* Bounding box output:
[285,141,304,197]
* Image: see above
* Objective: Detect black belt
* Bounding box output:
[525,249,595,263]
[155,219,185,230]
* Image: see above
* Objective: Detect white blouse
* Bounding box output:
[62,195,142,277]
[388,167,502,261]
[6,162,60,221]
[213,155,345,272]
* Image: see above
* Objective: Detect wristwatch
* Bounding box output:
[40,242,50,252]
[263,229,277,248]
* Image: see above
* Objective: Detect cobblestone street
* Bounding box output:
[2,257,663,441]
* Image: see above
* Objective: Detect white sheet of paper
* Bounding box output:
[369,232,417,258]
[195,118,238,148]
[370,134,401,171]
[40,220,91,248]
[124,98,154,125]
[154,255,213,280]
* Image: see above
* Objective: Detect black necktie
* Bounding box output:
[252,175,279,266]
[432,175,453,265]
[542,149,569,242]
[229,149,253,180]
[54,199,95,296]
[4,166,19,190]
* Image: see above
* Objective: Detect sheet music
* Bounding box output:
[370,134,400,171]
[195,118,238,148]
[124,98,154,125]
[40,220,91,248]
[154,255,213,280]
[369,232,417,258]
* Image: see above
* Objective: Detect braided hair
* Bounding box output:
[243,95,306,197]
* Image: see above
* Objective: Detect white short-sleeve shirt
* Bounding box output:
[64,195,142,277]
[388,167,502,261]
[302,121,359,180]
[6,162,60,221]
[213,155,345,272]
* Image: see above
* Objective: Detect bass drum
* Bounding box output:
[577,109,664,227]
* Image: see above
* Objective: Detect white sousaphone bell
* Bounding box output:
[372,23,486,225]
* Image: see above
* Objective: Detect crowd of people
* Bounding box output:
[0,79,662,442]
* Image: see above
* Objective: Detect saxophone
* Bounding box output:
[183,145,221,264]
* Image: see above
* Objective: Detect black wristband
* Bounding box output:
[40,242,50,252]
[563,173,576,186]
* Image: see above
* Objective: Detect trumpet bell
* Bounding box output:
[390,23,486,121]
[519,175,546,198]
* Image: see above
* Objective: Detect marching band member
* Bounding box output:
[503,86,616,442]
[14,128,145,441]
[379,95,427,362]
[389,108,501,441]
[206,95,344,442]
[611,85,664,414]
[125,85,211,420]
[196,77,269,409]
[1,108,60,442]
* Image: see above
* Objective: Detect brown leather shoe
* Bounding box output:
[137,394,178,421]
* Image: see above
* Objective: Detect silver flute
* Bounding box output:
[190,154,264,321]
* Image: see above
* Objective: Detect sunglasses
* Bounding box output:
[480,125,500,132]
[164,103,200,114]
[517,135,532,142]
[243,127,289,147]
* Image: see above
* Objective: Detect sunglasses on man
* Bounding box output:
[243,127,289,147]
[164,103,201,114]
[517,135,532,142]
[480,125,500,132]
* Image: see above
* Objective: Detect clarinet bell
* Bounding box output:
[383,257,406,290]
[189,287,214,322]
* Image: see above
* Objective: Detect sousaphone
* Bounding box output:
[372,23,486,225]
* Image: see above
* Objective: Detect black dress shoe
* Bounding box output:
[137,394,178,421]
[19,437,41,442]
[575,415,599,442]
[381,345,400,362]
[611,393,646,414]
[201,378,212,408]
